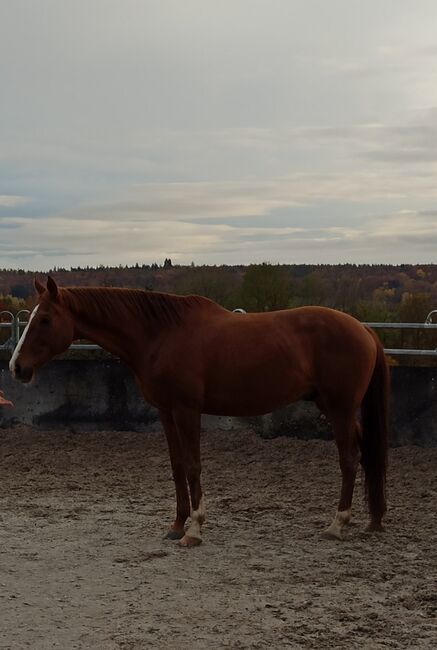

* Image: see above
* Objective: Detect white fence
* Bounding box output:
[1,309,437,356]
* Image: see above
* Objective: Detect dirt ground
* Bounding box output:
[0,426,435,650]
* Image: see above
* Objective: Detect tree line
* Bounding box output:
[1,261,436,319]
[1,263,436,351]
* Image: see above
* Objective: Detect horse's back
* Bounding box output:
[196,304,376,374]
[192,305,375,415]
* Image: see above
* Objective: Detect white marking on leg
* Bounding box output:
[185,496,206,541]
[323,509,352,540]
[9,305,39,376]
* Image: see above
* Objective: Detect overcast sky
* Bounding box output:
[1,0,437,270]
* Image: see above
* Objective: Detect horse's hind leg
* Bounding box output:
[172,406,205,547]
[323,410,360,540]
[160,409,191,540]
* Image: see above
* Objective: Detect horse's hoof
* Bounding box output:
[178,535,202,548]
[164,528,185,541]
[365,522,385,533]
[321,527,343,541]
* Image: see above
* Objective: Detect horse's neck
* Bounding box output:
[65,288,198,367]
[65,289,149,365]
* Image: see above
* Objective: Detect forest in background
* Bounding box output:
[1,262,436,352]
[1,262,436,321]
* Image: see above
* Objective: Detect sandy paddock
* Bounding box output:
[0,425,436,649]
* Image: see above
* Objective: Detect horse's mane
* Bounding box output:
[60,287,209,333]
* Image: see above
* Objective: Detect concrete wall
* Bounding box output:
[1,358,436,446]
[0,359,158,432]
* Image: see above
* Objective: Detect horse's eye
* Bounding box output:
[41,316,51,325]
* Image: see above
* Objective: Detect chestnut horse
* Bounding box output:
[10,277,389,546]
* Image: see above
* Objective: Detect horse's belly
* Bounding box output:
[202,373,309,417]
[203,394,301,417]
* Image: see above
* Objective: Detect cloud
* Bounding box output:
[1,2,437,268]
[66,161,437,224]
[0,195,31,208]
[1,208,436,270]
[360,110,437,164]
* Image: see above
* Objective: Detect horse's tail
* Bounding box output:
[360,327,390,524]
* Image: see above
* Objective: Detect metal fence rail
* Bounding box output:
[363,312,437,356]
[0,311,15,351]
[1,309,437,357]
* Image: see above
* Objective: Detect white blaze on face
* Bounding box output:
[9,305,39,377]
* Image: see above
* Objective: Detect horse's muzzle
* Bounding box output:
[13,361,34,384]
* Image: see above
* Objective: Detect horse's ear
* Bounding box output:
[46,276,59,300]
[34,278,45,296]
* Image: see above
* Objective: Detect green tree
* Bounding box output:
[239,264,291,312]
[397,292,433,323]
[10,283,32,299]
[172,266,240,308]
[299,270,329,306]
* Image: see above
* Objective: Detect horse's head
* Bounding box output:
[10,276,75,383]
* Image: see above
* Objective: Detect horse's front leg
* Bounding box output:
[159,409,191,540]
[172,406,205,547]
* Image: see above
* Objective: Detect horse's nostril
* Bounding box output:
[14,362,33,383]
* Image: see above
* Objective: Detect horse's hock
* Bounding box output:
[1,357,436,446]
